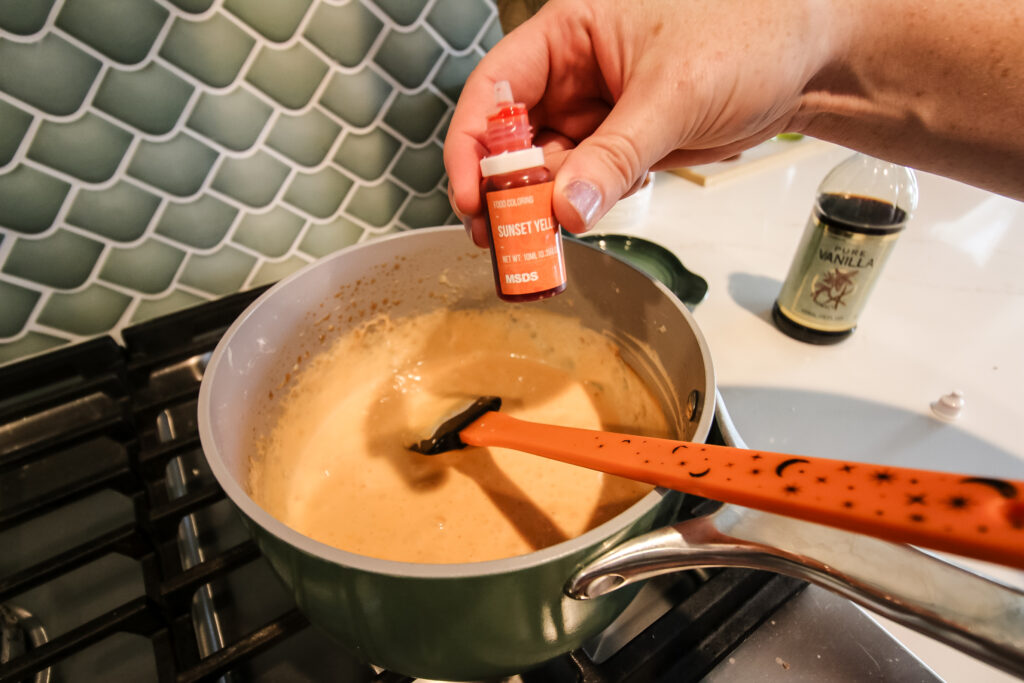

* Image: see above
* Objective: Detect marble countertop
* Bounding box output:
[601,140,1024,682]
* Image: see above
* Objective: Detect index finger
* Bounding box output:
[442,16,553,219]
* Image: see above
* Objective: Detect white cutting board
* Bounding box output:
[669,136,833,187]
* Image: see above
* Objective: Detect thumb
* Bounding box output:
[552,89,668,234]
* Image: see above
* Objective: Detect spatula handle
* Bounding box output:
[459,412,1024,568]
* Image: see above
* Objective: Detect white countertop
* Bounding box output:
[599,141,1024,682]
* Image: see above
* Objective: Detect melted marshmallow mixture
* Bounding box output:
[249,307,671,564]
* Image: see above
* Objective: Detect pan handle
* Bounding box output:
[566,503,1024,677]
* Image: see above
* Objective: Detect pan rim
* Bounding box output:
[197,226,717,580]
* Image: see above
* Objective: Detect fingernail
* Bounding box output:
[461,215,473,237]
[564,180,602,228]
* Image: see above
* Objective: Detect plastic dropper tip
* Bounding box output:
[493,80,513,105]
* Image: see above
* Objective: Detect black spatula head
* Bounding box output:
[407,396,502,455]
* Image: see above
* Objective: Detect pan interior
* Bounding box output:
[198,227,715,576]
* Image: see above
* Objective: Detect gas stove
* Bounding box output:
[0,287,814,683]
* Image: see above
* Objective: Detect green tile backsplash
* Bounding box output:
[155,195,238,249]
[299,216,364,257]
[67,181,162,242]
[223,0,313,42]
[233,207,305,258]
[0,34,101,115]
[165,0,215,14]
[0,166,71,234]
[94,63,196,136]
[283,167,354,218]
[55,0,169,65]
[99,239,186,294]
[246,43,330,109]
[0,0,57,35]
[393,143,446,192]
[159,14,256,87]
[428,0,493,51]
[0,0,498,364]
[266,109,342,167]
[346,181,407,227]
[0,280,39,337]
[374,0,426,26]
[187,89,274,152]
[211,151,291,207]
[384,90,449,143]
[374,26,445,89]
[28,114,134,183]
[320,68,393,127]
[304,1,383,68]
[179,245,257,296]
[127,133,220,196]
[400,190,455,228]
[0,332,65,365]
[130,289,205,324]
[3,230,104,289]
[37,284,132,336]
[337,128,402,180]
[0,100,32,166]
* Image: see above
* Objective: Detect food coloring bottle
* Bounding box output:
[773,154,918,344]
[480,81,567,302]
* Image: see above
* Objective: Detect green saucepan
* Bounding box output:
[197,226,716,680]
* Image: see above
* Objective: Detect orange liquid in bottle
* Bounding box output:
[479,81,567,302]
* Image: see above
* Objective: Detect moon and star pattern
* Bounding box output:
[458,411,1024,569]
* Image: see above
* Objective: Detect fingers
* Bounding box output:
[443,17,553,243]
[466,214,489,248]
[552,86,673,234]
[442,75,489,230]
[446,182,489,248]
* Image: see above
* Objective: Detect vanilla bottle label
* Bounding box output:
[776,207,902,333]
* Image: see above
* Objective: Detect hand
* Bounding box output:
[444,0,837,246]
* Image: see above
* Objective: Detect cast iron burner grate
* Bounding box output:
[0,289,803,682]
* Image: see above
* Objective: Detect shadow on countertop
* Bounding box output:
[727,272,781,327]
[719,385,1024,480]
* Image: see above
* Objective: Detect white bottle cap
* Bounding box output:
[930,390,965,421]
[480,147,545,177]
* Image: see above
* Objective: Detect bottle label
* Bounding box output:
[485,181,566,296]
[776,212,901,332]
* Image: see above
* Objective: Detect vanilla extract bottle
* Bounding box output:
[772,154,918,344]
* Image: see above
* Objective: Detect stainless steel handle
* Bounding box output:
[567,504,1024,678]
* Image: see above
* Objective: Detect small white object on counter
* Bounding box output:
[931,390,966,421]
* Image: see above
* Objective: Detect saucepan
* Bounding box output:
[197,226,1024,680]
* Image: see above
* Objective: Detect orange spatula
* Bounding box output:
[410,397,1024,568]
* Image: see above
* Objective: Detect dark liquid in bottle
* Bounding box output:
[773,193,908,345]
[816,193,908,235]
